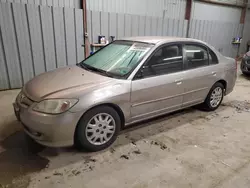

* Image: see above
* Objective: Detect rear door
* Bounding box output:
[182,43,219,107]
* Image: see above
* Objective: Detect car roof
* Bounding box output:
[120,36,205,45]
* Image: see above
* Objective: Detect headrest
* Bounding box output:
[164,46,178,58]
[194,51,204,60]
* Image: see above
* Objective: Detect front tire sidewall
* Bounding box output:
[75,106,121,152]
[204,83,224,111]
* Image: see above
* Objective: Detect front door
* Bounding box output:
[130,44,185,122]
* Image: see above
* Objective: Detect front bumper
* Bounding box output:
[13,100,83,147]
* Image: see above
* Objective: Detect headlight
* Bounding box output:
[33,99,78,114]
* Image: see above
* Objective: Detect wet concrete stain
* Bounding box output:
[221,100,250,113]
[132,150,142,155]
[120,154,129,160]
[0,131,49,188]
[150,140,168,150]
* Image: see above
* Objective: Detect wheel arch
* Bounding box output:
[74,103,126,143]
[216,79,227,92]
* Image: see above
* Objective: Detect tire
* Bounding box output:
[75,106,121,152]
[201,82,224,111]
[242,71,250,76]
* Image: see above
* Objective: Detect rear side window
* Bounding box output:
[208,49,218,65]
[184,45,209,69]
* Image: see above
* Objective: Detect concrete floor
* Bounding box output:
[1,70,250,188]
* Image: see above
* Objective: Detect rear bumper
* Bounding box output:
[13,101,83,147]
[224,68,237,96]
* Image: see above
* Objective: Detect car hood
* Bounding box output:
[23,66,113,101]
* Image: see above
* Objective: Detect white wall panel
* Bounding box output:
[192,1,242,22]
[206,0,244,6]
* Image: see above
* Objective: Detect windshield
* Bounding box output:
[80,41,154,78]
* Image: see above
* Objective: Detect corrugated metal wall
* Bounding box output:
[87,10,188,44]
[87,9,243,58]
[189,19,243,57]
[86,0,187,19]
[1,0,245,21]
[0,2,85,90]
[0,0,248,90]
[0,0,81,8]
[86,0,244,20]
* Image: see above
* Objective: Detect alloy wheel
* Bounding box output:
[210,87,223,108]
[85,113,116,145]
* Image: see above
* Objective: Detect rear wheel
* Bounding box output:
[75,106,121,152]
[201,82,224,111]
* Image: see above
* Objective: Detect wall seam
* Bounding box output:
[63,7,68,65]
[11,3,24,86]
[38,5,47,71]
[51,6,58,68]
[25,4,35,77]
[0,18,11,88]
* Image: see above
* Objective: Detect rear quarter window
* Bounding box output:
[208,49,218,65]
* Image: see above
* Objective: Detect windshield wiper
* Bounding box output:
[80,63,115,78]
[77,63,89,70]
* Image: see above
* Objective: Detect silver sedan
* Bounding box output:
[13,36,237,151]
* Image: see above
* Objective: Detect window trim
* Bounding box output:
[133,42,184,80]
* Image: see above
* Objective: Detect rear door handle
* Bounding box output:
[211,71,217,76]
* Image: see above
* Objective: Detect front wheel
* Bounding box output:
[75,106,121,152]
[201,82,224,111]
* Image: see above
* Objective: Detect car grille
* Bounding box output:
[19,93,34,107]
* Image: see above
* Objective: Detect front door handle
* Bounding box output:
[211,71,217,76]
[175,78,183,82]
[175,78,183,85]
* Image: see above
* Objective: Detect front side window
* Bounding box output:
[79,41,154,78]
[184,44,209,69]
[140,44,183,78]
